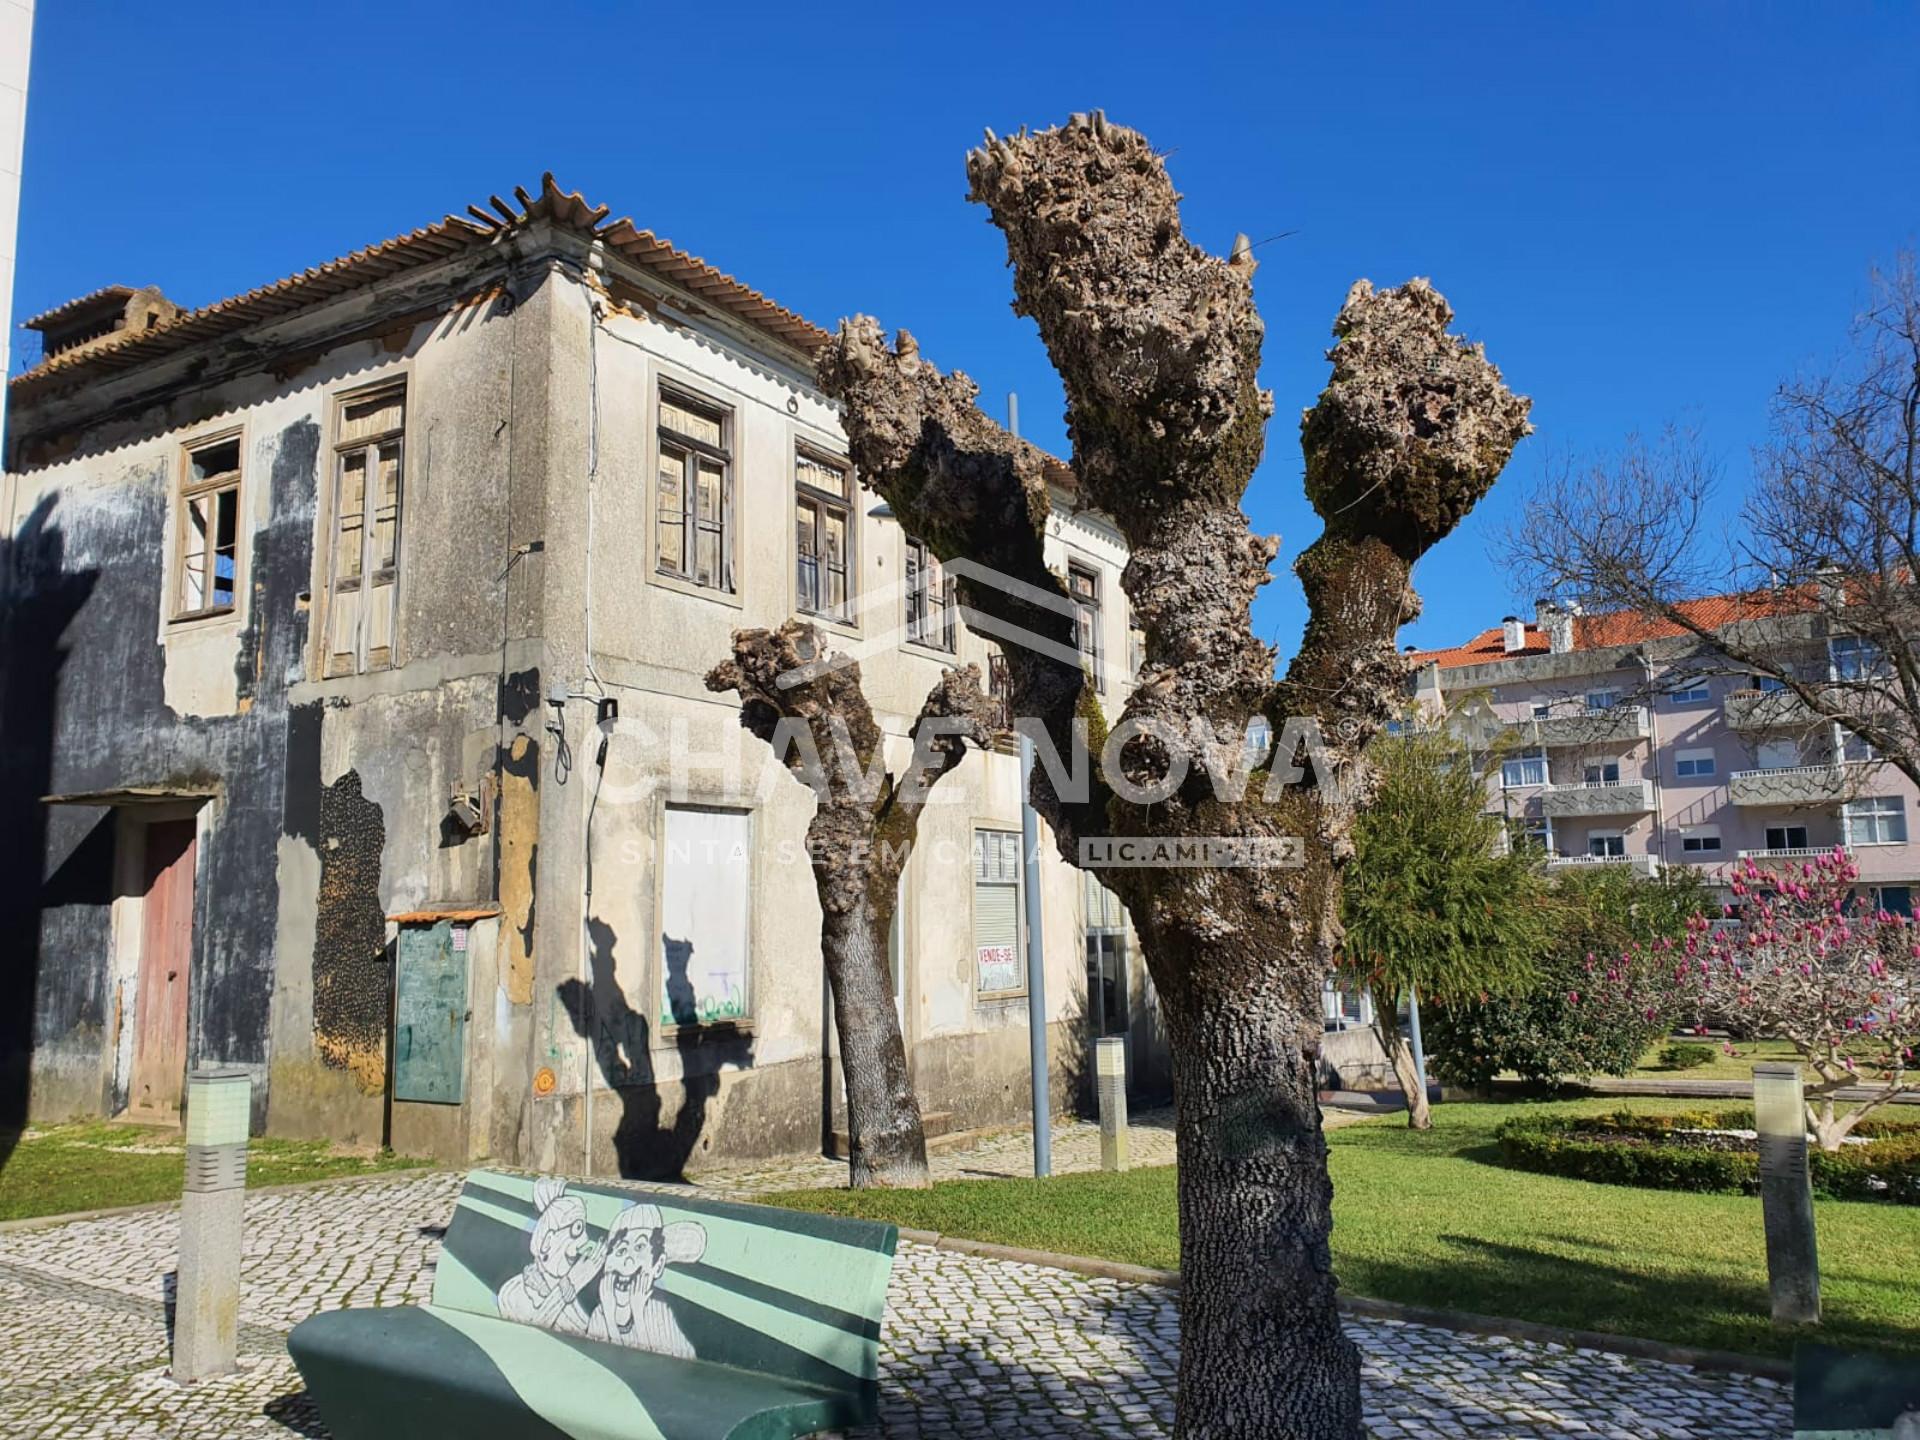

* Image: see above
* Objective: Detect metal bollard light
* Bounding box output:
[174,1068,251,1382]
[1753,1062,1820,1326]
[1096,1036,1129,1172]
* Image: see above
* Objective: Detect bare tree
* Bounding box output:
[818,113,1529,1438]
[706,621,995,1189]
[1508,257,1920,789]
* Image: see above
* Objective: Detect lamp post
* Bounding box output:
[174,1067,251,1382]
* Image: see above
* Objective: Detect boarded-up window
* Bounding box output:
[657,388,733,593]
[795,447,852,620]
[660,805,752,1026]
[175,434,242,620]
[904,536,953,651]
[973,828,1024,997]
[326,385,405,676]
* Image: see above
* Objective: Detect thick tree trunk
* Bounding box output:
[1369,985,1431,1130]
[1162,952,1361,1440]
[822,900,929,1188]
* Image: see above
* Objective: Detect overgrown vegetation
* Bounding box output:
[0,1122,426,1222]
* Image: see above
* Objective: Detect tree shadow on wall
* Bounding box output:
[557,919,752,1181]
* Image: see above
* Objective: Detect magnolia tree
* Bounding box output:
[1669,849,1918,1150]
[818,113,1529,1438]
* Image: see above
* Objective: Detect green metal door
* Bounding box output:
[393,920,468,1104]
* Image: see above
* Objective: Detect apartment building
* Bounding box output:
[1406,598,1920,914]
[0,177,1166,1175]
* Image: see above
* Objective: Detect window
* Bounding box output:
[1068,562,1103,692]
[1323,977,1374,1031]
[656,388,732,593]
[1874,885,1913,918]
[1083,871,1129,1043]
[1845,795,1908,846]
[1680,826,1722,854]
[1766,824,1810,851]
[1841,730,1878,764]
[1584,761,1621,785]
[904,537,953,650]
[1530,702,1552,719]
[325,388,405,675]
[1832,635,1887,681]
[659,806,751,1026]
[1515,818,1553,854]
[1501,746,1547,788]
[973,829,1025,997]
[1675,748,1717,779]
[795,446,852,620]
[1753,674,1788,693]
[1584,689,1619,712]
[175,433,242,620]
[1588,831,1626,858]
[1668,684,1710,705]
[1757,739,1801,771]
[986,649,1014,733]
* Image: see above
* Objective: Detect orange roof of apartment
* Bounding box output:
[10,173,834,400]
[1407,590,1811,670]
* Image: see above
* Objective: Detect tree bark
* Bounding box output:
[708,622,994,1190]
[819,114,1528,1437]
[1368,984,1431,1130]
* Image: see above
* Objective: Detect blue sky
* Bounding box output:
[16,2,1918,655]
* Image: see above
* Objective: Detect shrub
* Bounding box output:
[1493,1109,1920,1204]
[1658,1042,1717,1070]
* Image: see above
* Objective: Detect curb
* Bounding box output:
[891,1228,1789,1382]
[0,1164,453,1234]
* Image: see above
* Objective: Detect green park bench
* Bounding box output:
[288,1169,898,1440]
[1794,1343,1920,1439]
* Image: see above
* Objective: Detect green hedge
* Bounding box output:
[1493,1109,1920,1204]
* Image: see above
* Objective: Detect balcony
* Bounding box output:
[1724,687,1815,731]
[1727,761,1876,808]
[1505,705,1650,747]
[1545,853,1662,878]
[1736,845,1834,863]
[1539,778,1657,818]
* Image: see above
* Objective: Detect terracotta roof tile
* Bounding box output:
[20,284,139,331]
[1406,590,1812,670]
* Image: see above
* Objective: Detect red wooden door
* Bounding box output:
[132,819,197,1117]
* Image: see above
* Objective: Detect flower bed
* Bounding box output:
[1493,1108,1920,1204]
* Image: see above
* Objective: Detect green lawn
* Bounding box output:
[0,1122,428,1222]
[765,1099,1920,1360]
[1626,1037,1804,1082]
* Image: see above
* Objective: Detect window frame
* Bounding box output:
[903,535,955,653]
[654,800,757,1032]
[1501,745,1547,789]
[1068,561,1104,693]
[1584,760,1622,785]
[653,382,736,597]
[1765,823,1811,851]
[172,427,246,624]
[1831,635,1888,682]
[972,826,1028,1001]
[1587,829,1627,858]
[794,441,854,624]
[1680,826,1723,854]
[1845,795,1908,846]
[1674,748,1717,779]
[1668,684,1711,705]
[1584,688,1620,712]
[322,382,408,677]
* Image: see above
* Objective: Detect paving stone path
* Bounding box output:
[0,1142,1790,1440]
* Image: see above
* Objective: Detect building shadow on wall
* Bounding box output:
[557,919,752,1181]
[0,497,100,1173]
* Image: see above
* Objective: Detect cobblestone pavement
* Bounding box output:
[0,1161,1789,1439]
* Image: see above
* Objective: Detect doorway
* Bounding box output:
[129,818,196,1119]
[1082,872,1133,1094]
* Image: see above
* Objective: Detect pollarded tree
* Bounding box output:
[706,621,995,1188]
[1342,726,1551,1127]
[818,113,1530,1439]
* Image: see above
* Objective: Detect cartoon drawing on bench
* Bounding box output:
[587,1201,708,1358]
[496,1178,602,1333]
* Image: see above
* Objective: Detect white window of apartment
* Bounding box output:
[904,536,954,651]
[1668,684,1710,705]
[1841,730,1878,763]
[1765,823,1810,851]
[1753,674,1788,693]
[1584,761,1621,785]
[1757,739,1801,771]
[1529,701,1551,718]
[1873,885,1913,918]
[973,829,1026,998]
[656,387,733,593]
[1588,830,1626,858]
[1502,746,1547,788]
[1516,818,1553,854]
[1845,795,1908,846]
[1675,748,1717,779]
[1680,826,1723,854]
[658,805,752,1026]
[325,386,405,675]
[795,446,853,621]
[1069,562,1104,692]
[1832,635,1887,681]
[176,431,243,622]
[1584,689,1619,712]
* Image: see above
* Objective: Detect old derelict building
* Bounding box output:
[0,177,1167,1175]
